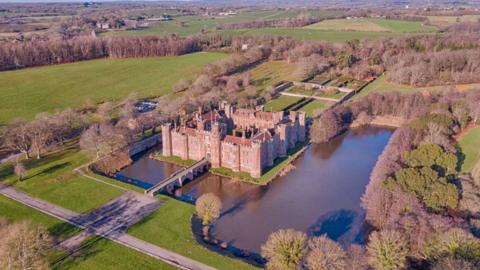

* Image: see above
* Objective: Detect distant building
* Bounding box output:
[162,102,306,178]
[145,15,172,21]
[218,11,238,16]
[96,22,111,29]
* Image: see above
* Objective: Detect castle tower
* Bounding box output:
[298,111,306,142]
[210,122,222,168]
[251,142,262,178]
[277,124,288,157]
[161,123,172,156]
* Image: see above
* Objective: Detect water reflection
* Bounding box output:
[177,126,392,253]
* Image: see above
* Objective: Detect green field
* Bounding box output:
[127,195,259,270]
[0,144,124,214]
[458,126,480,173]
[296,100,331,117]
[427,15,480,27]
[220,28,401,42]
[264,95,302,111]
[53,236,176,270]
[0,52,226,123]
[306,18,437,33]
[0,194,80,240]
[354,75,480,100]
[104,10,307,37]
[249,61,300,92]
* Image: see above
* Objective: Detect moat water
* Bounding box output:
[117,126,393,254]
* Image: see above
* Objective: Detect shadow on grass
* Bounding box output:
[49,222,81,239]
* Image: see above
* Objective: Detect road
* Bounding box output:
[0,184,216,270]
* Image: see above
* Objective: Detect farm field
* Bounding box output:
[127,195,259,270]
[427,15,480,27]
[305,18,437,33]
[220,28,401,42]
[249,61,300,93]
[458,126,480,173]
[264,95,302,112]
[353,75,480,100]
[0,52,226,123]
[296,100,331,117]
[0,143,124,214]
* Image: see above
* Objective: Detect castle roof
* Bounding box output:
[224,135,252,146]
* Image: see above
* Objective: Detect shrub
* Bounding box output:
[261,229,307,270]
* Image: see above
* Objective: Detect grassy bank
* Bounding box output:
[151,152,196,167]
[296,100,331,117]
[264,95,302,112]
[127,195,259,270]
[0,52,226,123]
[306,18,436,33]
[249,61,300,93]
[0,145,124,214]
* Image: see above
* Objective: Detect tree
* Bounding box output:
[14,162,27,181]
[0,220,52,270]
[261,229,306,270]
[347,245,368,270]
[305,235,347,270]
[431,256,476,270]
[429,228,480,265]
[80,123,129,159]
[366,230,409,270]
[195,193,222,226]
[4,119,32,159]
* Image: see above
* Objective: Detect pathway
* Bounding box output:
[0,184,216,270]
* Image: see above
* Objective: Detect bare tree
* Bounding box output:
[29,114,54,159]
[195,193,222,226]
[4,119,32,159]
[366,230,409,270]
[14,162,27,181]
[347,245,368,270]
[261,229,307,270]
[0,220,52,270]
[305,235,347,270]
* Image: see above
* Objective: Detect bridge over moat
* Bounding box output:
[145,158,211,197]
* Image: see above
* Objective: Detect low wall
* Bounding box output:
[128,134,162,156]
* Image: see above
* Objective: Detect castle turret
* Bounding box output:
[161,123,172,156]
[298,111,306,142]
[276,124,288,157]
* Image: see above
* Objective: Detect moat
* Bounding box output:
[117,126,393,254]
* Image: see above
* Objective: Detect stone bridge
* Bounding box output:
[145,158,211,197]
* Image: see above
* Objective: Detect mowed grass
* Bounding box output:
[458,126,480,173]
[0,52,226,123]
[127,195,259,270]
[0,194,81,240]
[0,144,124,214]
[249,61,300,92]
[353,75,480,100]
[306,18,436,33]
[53,236,177,270]
[297,100,332,117]
[264,95,302,112]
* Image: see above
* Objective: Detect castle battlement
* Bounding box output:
[162,103,306,178]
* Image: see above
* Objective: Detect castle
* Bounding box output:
[161,102,306,178]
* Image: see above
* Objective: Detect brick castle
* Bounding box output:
[161,102,306,177]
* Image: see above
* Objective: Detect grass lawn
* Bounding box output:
[0,52,226,123]
[53,236,177,270]
[352,75,480,100]
[248,60,300,93]
[458,126,480,173]
[0,194,81,240]
[296,100,331,117]
[285,87,315,96]
[151,152,195,167]
[127,195,259,270]
[264,95,302,112]
[0,144,124,214]
[306,18,436,33]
